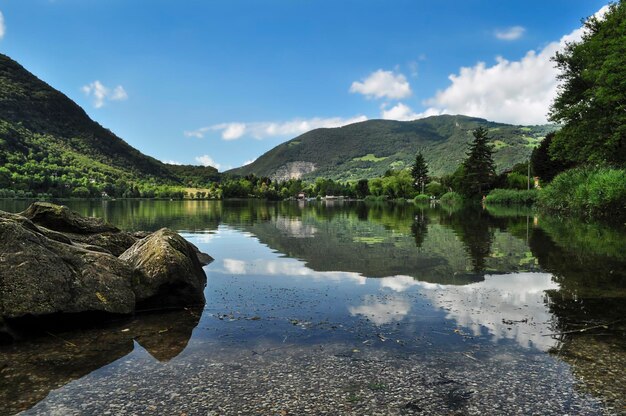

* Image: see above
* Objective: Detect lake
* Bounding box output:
[0,199,624,415]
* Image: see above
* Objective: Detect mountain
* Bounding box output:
[0,54,217,196]
[227,116,556,181]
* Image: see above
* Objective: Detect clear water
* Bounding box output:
[1,200,624,415]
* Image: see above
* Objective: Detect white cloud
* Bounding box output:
[0,11,6,40]
[195,154,221,170]
[349,296,411,326]
[381,102,442,121]
[186,115,367,140]
[350,69,412,100]
[381,102,419,121]
[162,160,182,165]
[110,85,128,101]
[81,81,128,108]
[495,26,526,41]
[243,158,256,166]
[421,5,609,125]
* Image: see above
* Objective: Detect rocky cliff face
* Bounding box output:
[270,161,317,181]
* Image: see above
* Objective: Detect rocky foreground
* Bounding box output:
[0,202,212,335]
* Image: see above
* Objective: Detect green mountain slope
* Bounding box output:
[0,54,217,196]
[228,116,556,181]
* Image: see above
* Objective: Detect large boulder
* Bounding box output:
[0,214,136,318]
[64,230,138,256]
[1,204,212,324]
[120,228,208,308]
[21,202,138,256]
[20,202,119,234]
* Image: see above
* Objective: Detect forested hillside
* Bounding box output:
[0,54,217,197]
[228,116,555,181]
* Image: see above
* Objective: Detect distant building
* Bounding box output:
[297,192,307,200]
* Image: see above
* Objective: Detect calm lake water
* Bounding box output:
[1,200,625,415]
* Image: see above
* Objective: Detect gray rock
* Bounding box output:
[0,215,136,318]
[65,230,138,256]
[0,204,212,322]
[188,241,214,266]
[20,201,119,234]
[20,202,139,256]
[120,228,208,308]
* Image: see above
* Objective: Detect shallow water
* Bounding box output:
[1,200,624,415]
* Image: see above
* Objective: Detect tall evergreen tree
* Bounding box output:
[461,127,496,198]
[411,151,430,194]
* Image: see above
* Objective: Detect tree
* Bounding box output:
[411,151,430,194]
[549,1,626,166]
[355,179,370,199]
[530,132,574,183]
[461,127,496,198]
[71,186,90,198]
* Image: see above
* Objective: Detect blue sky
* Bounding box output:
[0,0,609,171]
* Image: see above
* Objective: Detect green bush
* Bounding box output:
[485,189,539,205]
[439,191,463,206]
[538,167,626,220]
[505,172,529,190]
[413,194,430,204]
[426,181,445,197]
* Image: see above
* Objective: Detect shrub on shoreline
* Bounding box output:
[485,189,539,205]
[538,167,626,220]
[413,194,430,204]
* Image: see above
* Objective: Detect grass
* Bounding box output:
[523,136,543,148]
[538,166,626,220]
[485,189,539,205]
[184,187,212,195]
[352,153,387,162]
[492,140,508,150]
[353,236,386,245]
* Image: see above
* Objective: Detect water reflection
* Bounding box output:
[0,199,624,414]
[411,208,429,249]
[0,309,201,415]
[422,273,559,350]
[349,296,411,325]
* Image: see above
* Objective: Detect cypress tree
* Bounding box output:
[411,151,430,194]
[461,127,496,198]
